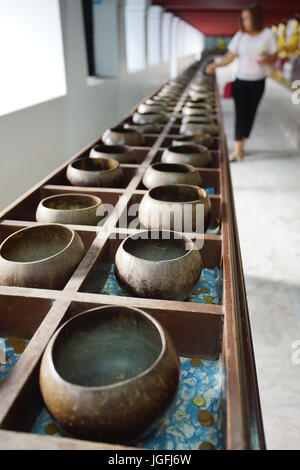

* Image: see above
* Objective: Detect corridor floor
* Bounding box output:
[220,78,300,449]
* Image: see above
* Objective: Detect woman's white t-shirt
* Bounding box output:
[228,28,277,81]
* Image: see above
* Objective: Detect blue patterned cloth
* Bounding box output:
[31,357,223,450]
[97,264,222,305]
[0,337,29,386]
[205,187,215,195]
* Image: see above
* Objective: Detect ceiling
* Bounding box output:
[152,0,300,36]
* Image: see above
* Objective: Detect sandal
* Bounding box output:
[229,153,243,162]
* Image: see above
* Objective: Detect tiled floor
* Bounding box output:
[220,76,300,450]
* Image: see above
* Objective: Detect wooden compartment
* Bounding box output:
[0,59,265,450]
[136,161,221,194]
[78,230,222,297]
[0,295,54,342]
[97,134,158,148]
[47,164,138,189]
[160,134,220,150]
[89,145,152,165]
[116,191,222,233]
[0,223,96,255]
[151,148,221,169]
[1,187,124,224]
[171,116,219,126]
[0,300,223,450]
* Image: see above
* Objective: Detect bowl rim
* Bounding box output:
[171,133,212,145]
[39,193,102,212]
[0,223,77,265]
[124,123,162,132]
[107,126,142,136]
[147,184,208,204]
[118,229,197,264]
[139,102,167,108]
[182,108,212,115]
[165,144,209,155]
[184,103,212,109]
[148,162,197,174]
[90,144,131,155]
[143,99,168,106]
[180,123,218,133]
[182,116,215,123]
[69,157,120,174]
[43,305,168,391]
[133,111,167,117]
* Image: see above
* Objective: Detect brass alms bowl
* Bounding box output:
[144,98,168,107]
[67,157,122,187]
[114,230,202,300]
[132,112,168,125]
[90,144,136,164]
[162,144,212,168]
[172,133,214,149]
[182,115,215,125]
[137,102,167,114]
[39,305,180,443]
[182,106,212,116]
[151,95,170,103]
[139,184,212,232]
[0,224,85,289]
[142,162,202,189]
[36,193,102,226]
[180,122,219,136]
[184,101,213,112]
[102,126,144,146]
[124,122,163,134]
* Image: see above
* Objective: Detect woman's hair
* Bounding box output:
[240,2,264,32]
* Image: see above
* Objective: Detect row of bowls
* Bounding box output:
[65,142,212,189]
[0,224,203,300]
[38,70,215,444]
[3,68,213,445]
[36,183,212,233]
[180,77,218,137]
[40,72,201,441]
[3,75,216,290]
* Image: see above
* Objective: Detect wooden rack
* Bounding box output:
[0,60,265,450]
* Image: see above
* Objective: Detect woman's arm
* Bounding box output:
[205,51,237,74]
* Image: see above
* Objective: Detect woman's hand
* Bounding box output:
[256,52,277,64]
[205,52,236,74]
[205,63,217,75]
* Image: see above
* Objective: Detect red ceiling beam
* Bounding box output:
[153,0,300,35]
[152,0,300,11]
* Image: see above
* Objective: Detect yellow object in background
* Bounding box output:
[277,22,288,58]
[287,19,299,53]
[277,22,287,50]
[218,37,226,51]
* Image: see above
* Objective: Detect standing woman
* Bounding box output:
[206,2,278,162]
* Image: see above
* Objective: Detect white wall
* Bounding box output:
[0,0,195,211]
[0,0,67,116]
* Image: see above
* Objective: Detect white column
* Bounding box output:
[125,0,150,73]
[195,30,205,60]
[147,5,164,67]
[170,16,180,78]
[177,20,186,58]
[161,12,173,63]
